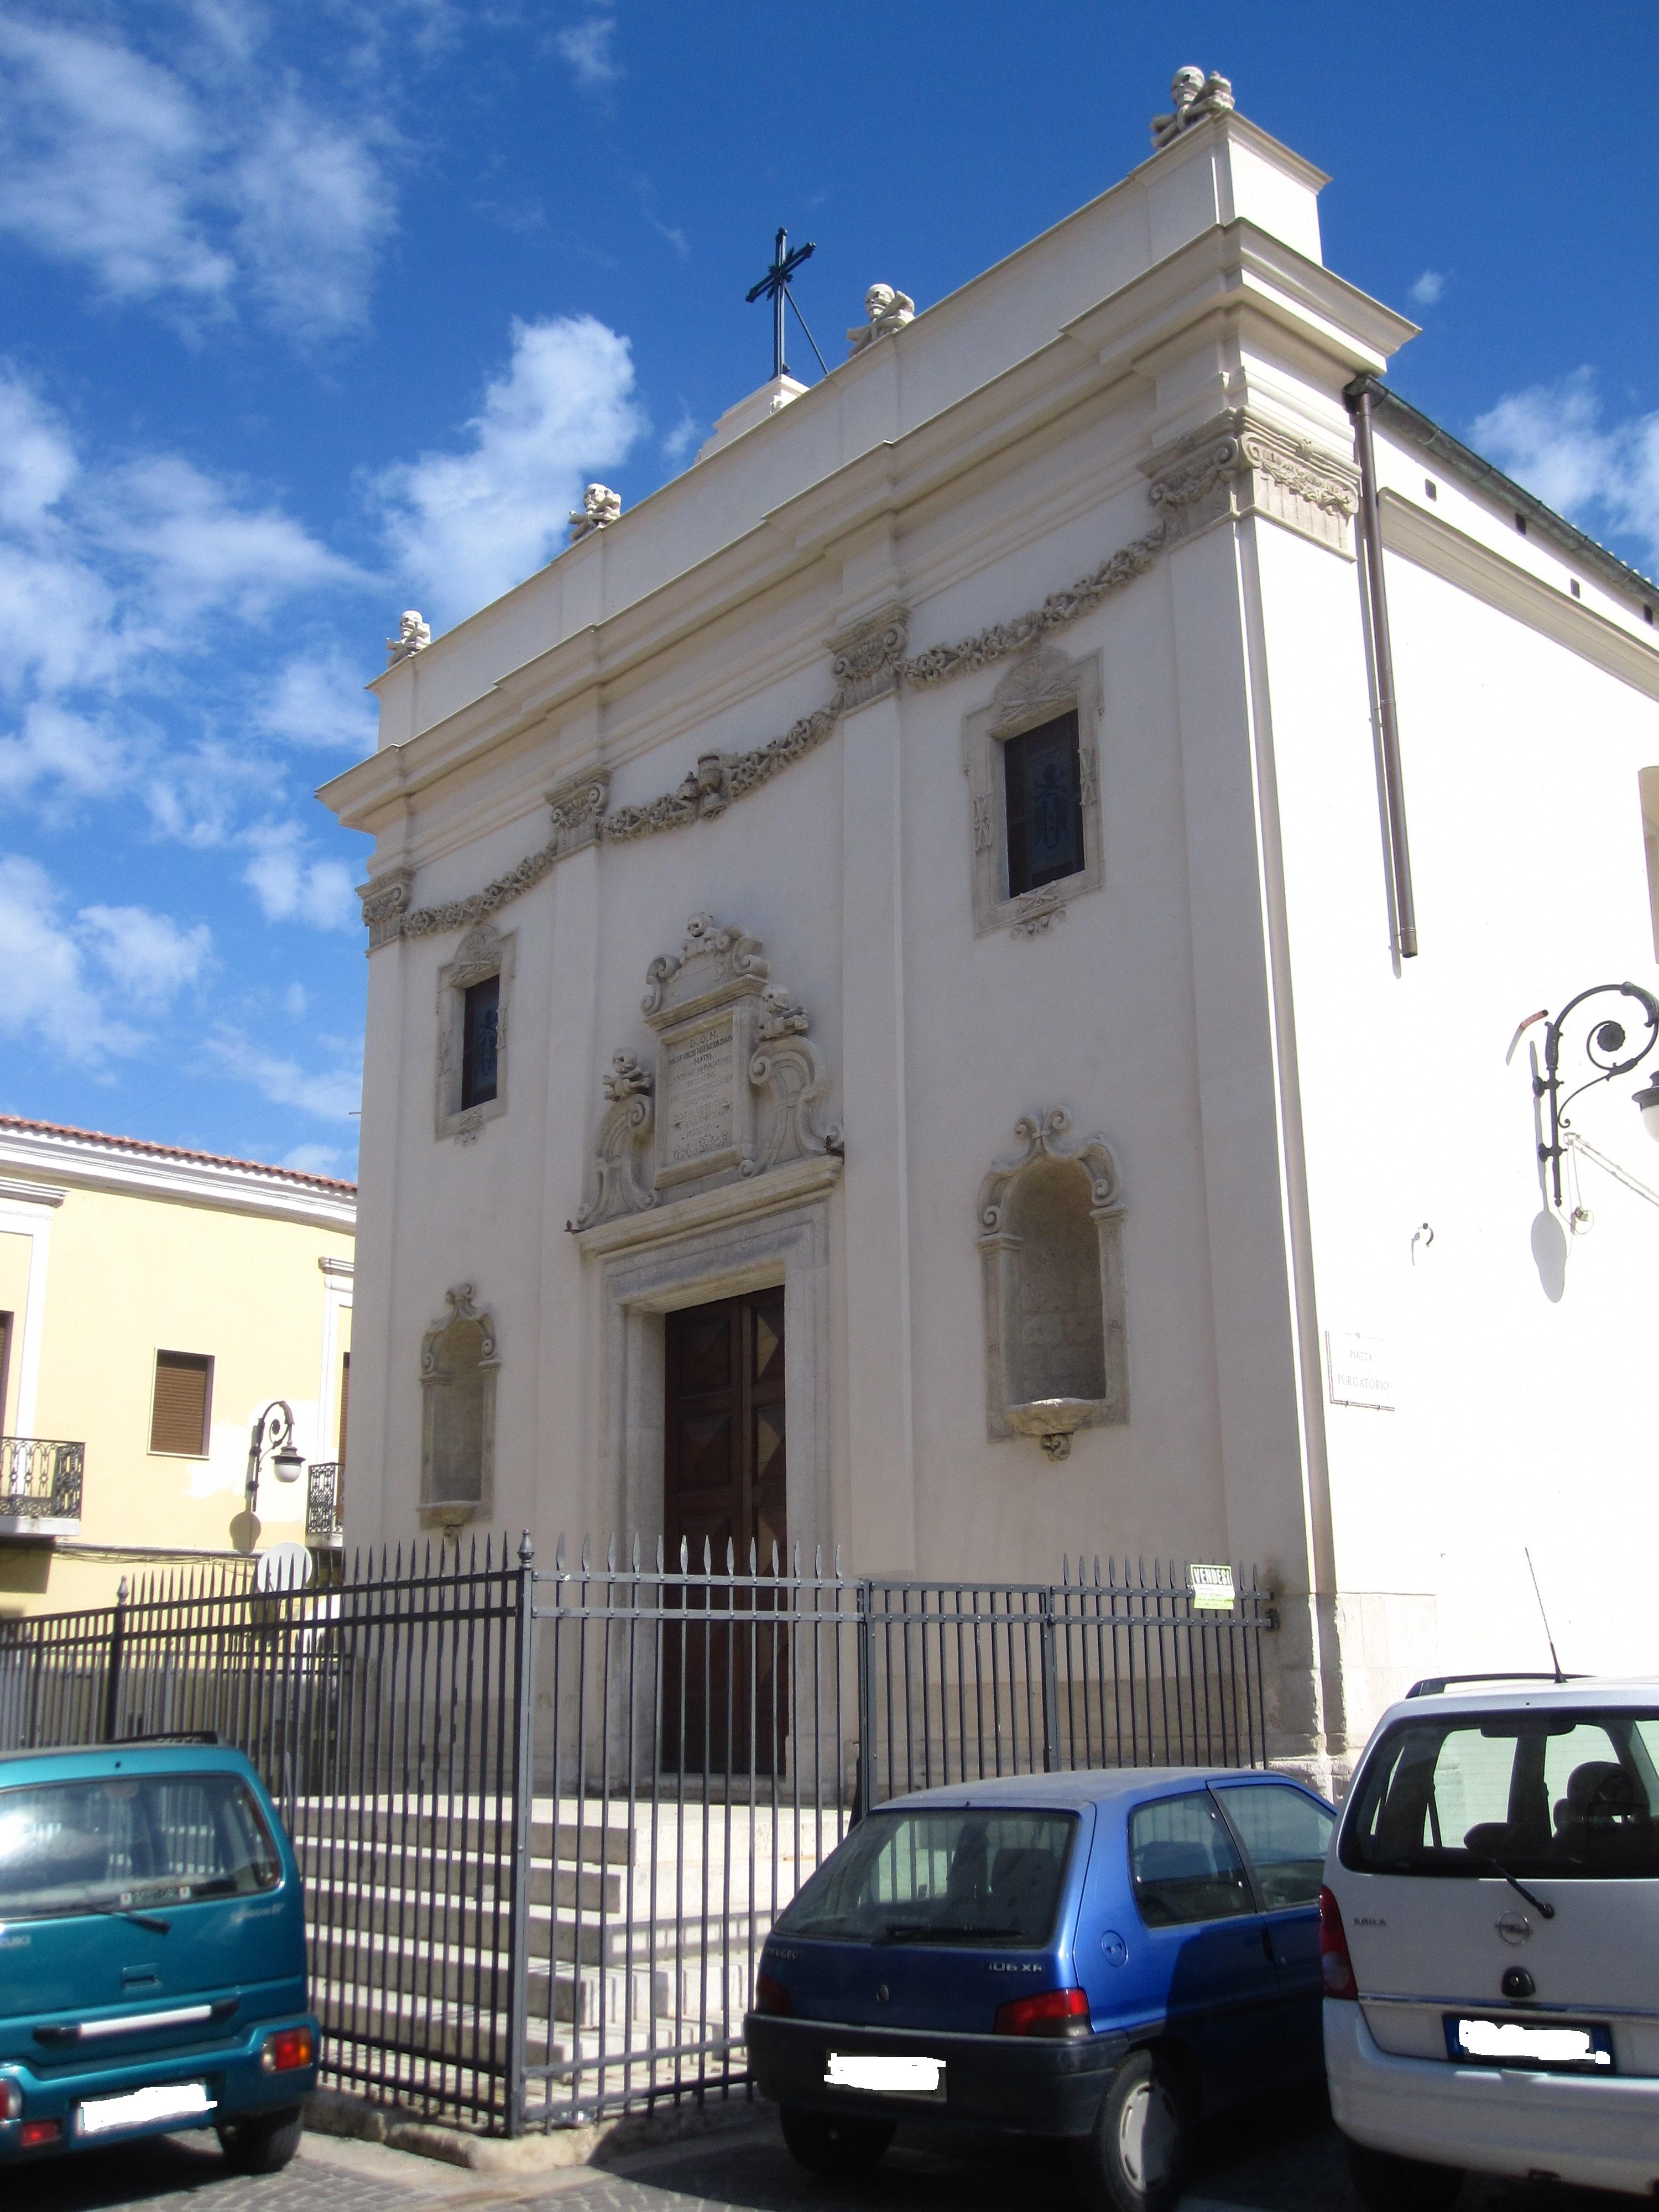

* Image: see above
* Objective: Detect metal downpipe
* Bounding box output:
[1345,375,1419,958]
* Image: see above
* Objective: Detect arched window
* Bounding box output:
[420,1286,498,1527]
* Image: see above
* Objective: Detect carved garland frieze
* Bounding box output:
[365,421,1357,945]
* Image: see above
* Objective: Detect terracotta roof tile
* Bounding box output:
[0,1115,357,1197]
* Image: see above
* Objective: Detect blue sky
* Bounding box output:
[2,1,1655,1181]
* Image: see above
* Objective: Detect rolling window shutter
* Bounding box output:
[151,1352,212,1454]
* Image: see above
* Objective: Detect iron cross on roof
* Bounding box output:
[745,227,825,382]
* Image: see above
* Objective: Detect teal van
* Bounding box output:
[0,1739,319,2171]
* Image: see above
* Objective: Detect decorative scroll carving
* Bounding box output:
[830,603,909,710]
[1145,410,1358,556]
[978,1108,1128,1455]
[570,1054,655,1230]
[574,916,839,1232]
[899,527,1166,687]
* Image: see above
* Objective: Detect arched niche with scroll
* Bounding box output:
[977,1109,1127,1459]
[419,1285,499,1530]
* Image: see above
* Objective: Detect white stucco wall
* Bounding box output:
[325,108,1659,1780]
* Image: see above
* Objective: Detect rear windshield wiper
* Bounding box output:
[1472,1856,1556,1921]
[878,1922,1024,1944]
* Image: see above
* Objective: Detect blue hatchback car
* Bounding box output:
[745,1766,1335,2212]
[0,1741,319,2171]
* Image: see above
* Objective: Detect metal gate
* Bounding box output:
[0,1537,1273,2134]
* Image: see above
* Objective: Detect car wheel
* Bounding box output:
[216,2108,304,2174]
[1344,2136,1463,2212]
[779,2105,895,2179]
[1073,2049,1191,2212]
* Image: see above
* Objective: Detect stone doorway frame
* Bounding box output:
[578,1157,839,1564]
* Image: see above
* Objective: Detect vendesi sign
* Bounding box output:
[1189,1564,1236,1611]
[1326,1330,1396,1411]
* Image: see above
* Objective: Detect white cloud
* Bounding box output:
[555,13,620,91]
[376,314,644,615]
[0,11,394,343]
[1472,369,1659,568]
[0,853,144,1063]
[1410,269,1447,308]
[77,902,211,1003]
[243,823,360,931]
[208,1026,362,1121]
[282,981,309,1018]
[258,651,378,751]
[0,363,373,822]
[662,406,700,466]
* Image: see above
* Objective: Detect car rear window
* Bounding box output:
[0,1773,281,1919]
[775,1808,1076,1947]
[1341,1710,1659,1880]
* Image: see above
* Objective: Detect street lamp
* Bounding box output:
[1534,981,1659,1209]
[245,1400,305,1520]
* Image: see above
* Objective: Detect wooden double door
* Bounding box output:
[661,1289,788,1775]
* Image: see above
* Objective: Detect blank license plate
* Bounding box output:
[77,2081,216,2136]
[825,2053,946,2098]
[1446,2017,1613,2072]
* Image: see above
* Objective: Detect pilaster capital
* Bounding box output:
[1142,409,1359,557]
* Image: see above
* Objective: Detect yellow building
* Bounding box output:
[0,1117,354,1616]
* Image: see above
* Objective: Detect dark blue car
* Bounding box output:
[745,1766,1334,2212]
[0,1742,319,2171]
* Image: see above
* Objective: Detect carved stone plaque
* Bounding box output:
[660,1011,742,1181]
[573,915,842,1232]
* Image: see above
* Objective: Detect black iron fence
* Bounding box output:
[0,1539,1273,2136]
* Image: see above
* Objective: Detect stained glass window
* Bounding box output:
[1003,711,1084,896]
[461,975,499,1109]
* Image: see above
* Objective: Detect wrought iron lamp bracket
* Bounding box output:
[1533,980,1659,1209]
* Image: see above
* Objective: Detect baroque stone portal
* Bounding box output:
[573,915,841,1230]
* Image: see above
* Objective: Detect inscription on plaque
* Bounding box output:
[664,1018,736,1170]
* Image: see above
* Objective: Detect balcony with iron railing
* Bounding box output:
[306,1459,343,1551]
[0,1437,85,1538]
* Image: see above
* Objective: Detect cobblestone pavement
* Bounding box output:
[6,2094,1628,2212]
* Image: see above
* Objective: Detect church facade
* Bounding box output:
[324,98,1659,1787]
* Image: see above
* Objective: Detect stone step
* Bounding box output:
[303,1853,620,1913]
[286,1797,845,1868]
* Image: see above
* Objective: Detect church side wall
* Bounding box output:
[1258,452,1659,1760]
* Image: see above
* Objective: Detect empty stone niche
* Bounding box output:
[419,1285,498,1529]
[977,1110,1127,1459]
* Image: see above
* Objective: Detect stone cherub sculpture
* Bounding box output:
[847,283,916,356]
[385,610,431,665]
[568,483,622,542]
[1151,66,1235,150]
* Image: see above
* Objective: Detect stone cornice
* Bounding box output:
[1379,491,1659,703]
[324,222,1408,842]
[572,1151,843,1257]
[0,1132,356,1232]
[367,519,1171,945]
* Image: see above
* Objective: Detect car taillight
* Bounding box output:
[753,1973,794,2017]
[993,1986,1091,2038]
[1319,1886,1358,2000]
[19,2118,61,2149]
[260,2026,316,2074]
[0,2080,20,2121]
